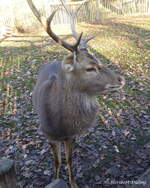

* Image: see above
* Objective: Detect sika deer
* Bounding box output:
[27,0,125,187]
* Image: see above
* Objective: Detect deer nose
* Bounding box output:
[118,76,125,86]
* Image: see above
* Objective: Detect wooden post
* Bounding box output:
[0,159,16,188]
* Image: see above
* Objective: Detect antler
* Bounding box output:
[26,0,82,52]
[60,0,94,50]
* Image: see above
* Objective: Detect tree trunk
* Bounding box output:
[0,159,16,188]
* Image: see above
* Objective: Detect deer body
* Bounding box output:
[33,61,99,141]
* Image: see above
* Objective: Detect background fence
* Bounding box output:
[99,0,150,15]
[0,0,150,32]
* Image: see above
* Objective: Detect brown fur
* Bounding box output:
[33,50,125,141]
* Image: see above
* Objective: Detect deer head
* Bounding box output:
[62,50,125,95]
[26,0,125,95]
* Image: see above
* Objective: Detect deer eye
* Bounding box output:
[86,67,96,72]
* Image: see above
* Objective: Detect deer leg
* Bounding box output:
[50,142,61,179]
[64,140,78,188]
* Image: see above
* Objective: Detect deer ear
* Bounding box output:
[62,54,74,72]
[63,64,74,72]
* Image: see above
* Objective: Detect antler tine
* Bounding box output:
[70,15,95,49]
[46,10,83,52]
[26,0,45,26]
[60,0,79,39]
[60,0,95,49]
[26,0,82,52]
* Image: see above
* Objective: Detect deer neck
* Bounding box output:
[58,70,98,111]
